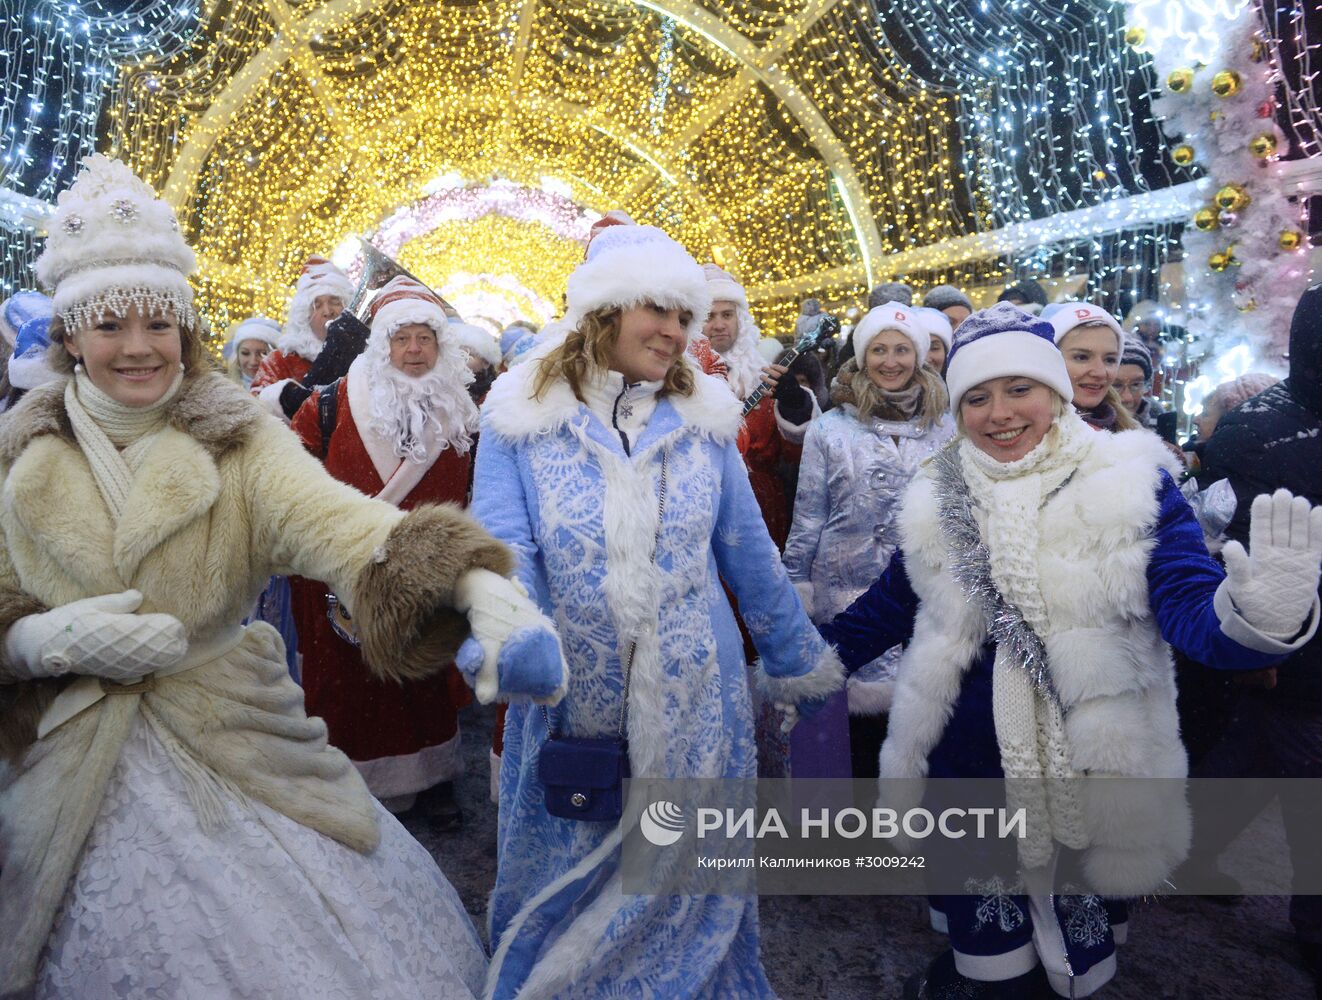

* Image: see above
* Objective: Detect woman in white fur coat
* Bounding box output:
[820,303,1322,999]
[0,155,565,999]
[472,224,842,999]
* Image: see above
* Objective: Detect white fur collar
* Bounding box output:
[482,345,742,445]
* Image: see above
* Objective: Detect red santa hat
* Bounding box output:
[368,275,448,341]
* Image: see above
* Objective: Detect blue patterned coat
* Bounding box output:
[471,357,842,1000]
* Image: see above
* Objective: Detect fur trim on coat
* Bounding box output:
[881,429,1193,894]
[354,503,513,682]
[481,341,742,445]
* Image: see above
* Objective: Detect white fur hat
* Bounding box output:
[450,320,501,366]
[563,224,711,340]
[223,315,281,359]
[35,154,196,331]
[1046,301,1124,352]
[702,263,748,309]
[851,303,930,370]
[368,275,447,341]
[284,256,354,331]
[912,306,953,351]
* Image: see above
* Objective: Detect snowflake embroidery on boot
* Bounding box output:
[1059,893,1110,949]
[964,876,1026,933]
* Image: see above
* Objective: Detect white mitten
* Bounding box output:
[453,569,567,704]
[1223,489,1322,639]
[4,589,189,682]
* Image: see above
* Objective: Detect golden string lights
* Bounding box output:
[1,0,1313,348]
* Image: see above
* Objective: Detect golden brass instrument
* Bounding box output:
[347,238,459,320]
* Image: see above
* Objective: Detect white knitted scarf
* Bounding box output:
[66,368,184,522]
[958,410,1094,868]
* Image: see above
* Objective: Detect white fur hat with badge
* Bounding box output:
[1046,301,1124,352]
[35,154,196,331]
[851,302,930,369]
[563,224,711,340]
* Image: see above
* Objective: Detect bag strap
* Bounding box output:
[544,450,669,740]
[317,377,342,460]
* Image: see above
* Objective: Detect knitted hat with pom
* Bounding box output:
[1118,335,1153,381]
[944,302,1073,411]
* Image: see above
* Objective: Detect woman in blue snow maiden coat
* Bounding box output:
[820,303,1322,999]
[470,223,843,999]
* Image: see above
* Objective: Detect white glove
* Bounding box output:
[4,589,189,683]
[453,569,567,705]
[1224,489,1322,639]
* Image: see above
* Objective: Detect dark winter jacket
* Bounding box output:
[1200,283,1322,704]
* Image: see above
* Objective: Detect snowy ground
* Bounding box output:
[402,702,1313,999]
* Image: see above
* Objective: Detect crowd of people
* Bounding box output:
[0,154,1319,1000]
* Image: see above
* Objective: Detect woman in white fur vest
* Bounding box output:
[820,303,1322,999]
[0,155,567,999]
[471,223,842,999]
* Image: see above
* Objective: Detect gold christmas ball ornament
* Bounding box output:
[1194,207,1221,231]
[1227,245,1242,266]
[1237,298,1257,313]
[1124,26,1146,47]
[1279,229,1304,251]
[1208,252,1230,272]
[1250,33,1269,63]
[1211,70,1242,98]
[1215,183,1251,212]
[1167,68,1195,94]
[1249,133,1278,158]
[1172,144,1196,166]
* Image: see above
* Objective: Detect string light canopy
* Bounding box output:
[0,0,1315,356]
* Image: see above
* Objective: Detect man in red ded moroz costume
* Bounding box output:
[252,255,364,420]
[699,264,814,549]
[290,274,481,824]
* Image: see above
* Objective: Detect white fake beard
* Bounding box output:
[363,339,479,461]
[713,308,767,400]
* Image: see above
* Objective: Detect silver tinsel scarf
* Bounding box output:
[928,444,1062,706]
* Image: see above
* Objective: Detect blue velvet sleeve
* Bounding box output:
[818,551,920,673]
[1146,470,1285,671]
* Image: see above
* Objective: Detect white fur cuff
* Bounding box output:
[256,378,293,420]
[755,643,845,704]
[1213,580,1321,654]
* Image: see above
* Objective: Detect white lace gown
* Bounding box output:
[35,718,487,1000]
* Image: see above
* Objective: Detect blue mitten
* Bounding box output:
[497,626,565,700]
[453,569,567,705]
